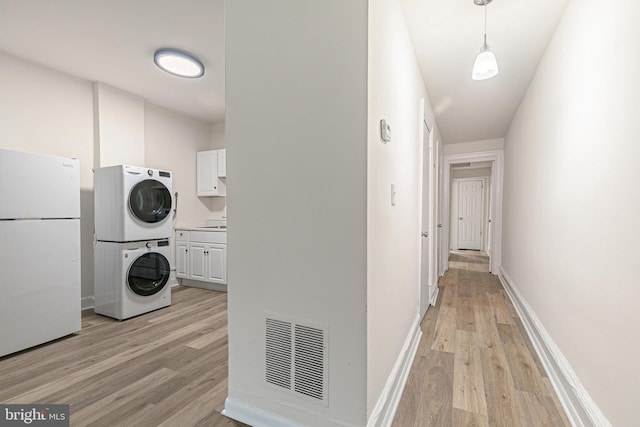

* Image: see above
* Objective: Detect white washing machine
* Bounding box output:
[94,239,171,320]
[94,165,173,242]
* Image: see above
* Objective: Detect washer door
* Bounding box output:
[128,252,170,296]
[129,179,172,223]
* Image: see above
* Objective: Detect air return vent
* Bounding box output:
[265,316,328,405]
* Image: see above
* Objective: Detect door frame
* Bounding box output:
[418,99,438,319]
[441,150,503,274]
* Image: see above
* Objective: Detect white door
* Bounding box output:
[432,139,441,292]
[458,179,483,250]
[420,122,433,320]
[437,143,445,276]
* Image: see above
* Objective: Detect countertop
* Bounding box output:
[175,226,227,232]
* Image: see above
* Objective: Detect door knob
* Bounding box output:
[437,224,442,228]
[421,231,428,237]
[459,217,463,220]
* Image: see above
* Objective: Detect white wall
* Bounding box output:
[502,0,639,425]
[94,83,145,167]
[210,121,225,149]
[444,138,504,155]
[0,50,221,302]
[0,51,96,300]
[225,1,368,425]
[367,0,438,418]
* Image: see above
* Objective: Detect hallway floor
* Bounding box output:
[392,251,571,427]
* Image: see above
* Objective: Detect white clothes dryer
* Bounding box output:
[94,239,171,320]
[94,165,173,242]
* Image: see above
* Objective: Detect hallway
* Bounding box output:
[393,251,570,426]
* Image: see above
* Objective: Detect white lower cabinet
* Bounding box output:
[175,229,226,286]
[176,241,189,278]
[204,244,225,282]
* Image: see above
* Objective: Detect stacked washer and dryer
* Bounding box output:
[93,165,173,320]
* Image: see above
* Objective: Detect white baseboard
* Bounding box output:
[498,267,612,427]
[222,397,304,427]
[429,287,440,307]
[177,278,227,292]
[367,314,422,427]
[81,296,94,310]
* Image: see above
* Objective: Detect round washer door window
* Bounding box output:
[129,179,172,223]
[128,252,170,296]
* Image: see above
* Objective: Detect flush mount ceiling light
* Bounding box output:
[154,48,204,78]
[472,0,499,81]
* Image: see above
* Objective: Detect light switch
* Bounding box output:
[391,183,397,206]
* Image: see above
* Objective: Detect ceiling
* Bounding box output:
[0,0,225,123]
[401,0,569,144]
[0,0,568,142]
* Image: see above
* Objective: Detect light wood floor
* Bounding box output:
[0,286,247,427]
[1,254,570,427]
[393,251,571,427]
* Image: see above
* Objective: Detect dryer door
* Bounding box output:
[127,252,170,296]
[129,179,172,223]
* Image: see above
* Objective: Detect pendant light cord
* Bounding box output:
[483,0,488,47]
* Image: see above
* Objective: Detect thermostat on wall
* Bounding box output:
[380,119,391,143]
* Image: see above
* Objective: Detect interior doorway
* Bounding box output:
[449,162,492,254]
[418,99,441,321]
[419,120,430,320]
[441,151,504,275]
[419,119,436,320]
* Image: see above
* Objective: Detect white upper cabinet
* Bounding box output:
[217,148,226,178]
[197,149,226,197]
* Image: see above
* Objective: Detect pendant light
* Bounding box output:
[472,0,499,81]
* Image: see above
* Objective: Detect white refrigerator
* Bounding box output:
[0,148,81,357]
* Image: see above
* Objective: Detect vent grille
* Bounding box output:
[265,316,328,404]
[265,319,292,390]
[294,324,325,400]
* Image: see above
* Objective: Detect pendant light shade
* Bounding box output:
[472,44,499,80]
[472,0,498,81]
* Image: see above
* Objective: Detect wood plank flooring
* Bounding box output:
[393,251,571,427]
[0,286,247,427]
[1,253,570,426]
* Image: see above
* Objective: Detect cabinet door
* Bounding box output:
[205,244,226,284]
[176,242,189,278]
[188,243,207,281]
[217,149,226,178]
[196,150,218,196]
